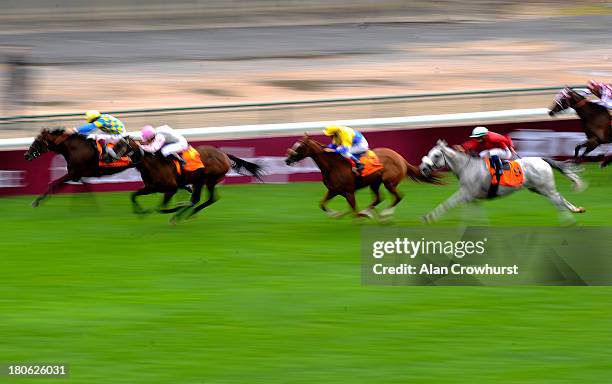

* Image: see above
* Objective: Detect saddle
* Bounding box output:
[485,158,524,198]
[349,150,383,177]
[95,140,131,167]
[172,146,205,174]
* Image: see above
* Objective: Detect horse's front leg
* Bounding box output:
[574,137,599,161]
[320,190,342,218]
[156,191,177,213]
[601,154,612,168]
[345,192,367,218]
[32,173,74,207]
[131,186,155,214]
[422,190,470,224]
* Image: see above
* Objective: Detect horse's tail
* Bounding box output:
[226,154,265,182]
[405,162,443,184]
[542,158,586,192]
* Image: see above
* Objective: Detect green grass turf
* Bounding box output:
[1,165,611,383]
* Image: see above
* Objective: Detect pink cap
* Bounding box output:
[141,125,156,140]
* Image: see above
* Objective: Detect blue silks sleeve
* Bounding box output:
[76,122,97,135]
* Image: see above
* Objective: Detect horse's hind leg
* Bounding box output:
[380,181,402,218]
[170,182,203,223]
[359,181,383,219]
[368,181,383,208]
[532,185,585,224]
[188,177,222,218]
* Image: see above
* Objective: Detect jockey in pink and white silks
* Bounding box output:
[587,80,612,109]
[140,125,189,165]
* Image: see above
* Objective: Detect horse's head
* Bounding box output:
[24,128,58,161]
[285,134,323,165]
[114,137,142,163]
[419,140,449,176]
[549,87,586,116]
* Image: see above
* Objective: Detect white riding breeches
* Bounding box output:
[479,148,512,159]
[350,138,369,155]
[161,140,189,156]
[87,132,126,144]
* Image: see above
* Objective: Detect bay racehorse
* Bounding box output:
[419,140,586,224]
[113,137,264,223]
[285,135,441,219]
[548,87,612,165]
[24,128,133,207]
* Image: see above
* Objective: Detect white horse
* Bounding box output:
[419,140,586,223]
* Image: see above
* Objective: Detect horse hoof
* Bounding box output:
[326,210,343,218]
[31,200,40,208]
[571,179,588,193]
[575,207,586,213]
[359,208,376,219]
[380,208,395,218]
[421,215,433,224]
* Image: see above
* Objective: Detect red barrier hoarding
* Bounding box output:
[0,119,604,196]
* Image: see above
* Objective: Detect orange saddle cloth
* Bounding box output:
[484,158,524,187]
[359,150,384,177]
[96,141,131,167]
[174,146,205,174]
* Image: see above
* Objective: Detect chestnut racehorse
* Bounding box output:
[285,135,441,219]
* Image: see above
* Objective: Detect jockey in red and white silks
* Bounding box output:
[459,126,516,180]
[587,80,612,109]
[460,126,515,160]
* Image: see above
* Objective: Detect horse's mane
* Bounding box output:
[569,88,610,115]
[303,137,325,148]
[48,128,66,135]
[40,127,67,136]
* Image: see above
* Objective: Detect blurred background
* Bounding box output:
[0,0,611,137]
[2,3,612,383]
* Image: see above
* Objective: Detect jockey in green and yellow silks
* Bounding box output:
[75,110,127,162]
[323,125,369,174]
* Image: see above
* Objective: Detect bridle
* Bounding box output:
[117,138,143,163]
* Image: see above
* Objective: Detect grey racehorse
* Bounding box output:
[419,140,586,223]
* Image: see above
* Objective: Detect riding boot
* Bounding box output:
[170,153,186,166]
[106,147,119,162]
[354,161,365,175]
[99,142,111,163]
[491,155,503,183]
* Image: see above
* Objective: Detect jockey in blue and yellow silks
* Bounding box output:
[75,110,127,162]
[323,125,369,174]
